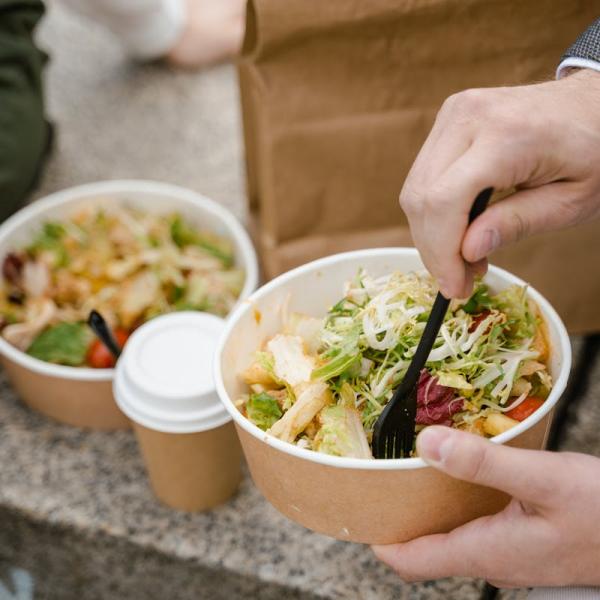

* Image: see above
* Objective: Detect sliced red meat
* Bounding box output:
[2,253,24,286]
[416,370,464,426]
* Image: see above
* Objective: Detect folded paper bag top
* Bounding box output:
[114,312,242,512]
[114,311,231,433]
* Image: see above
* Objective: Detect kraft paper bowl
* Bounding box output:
[215,248,571,544]
[0,180,258,430]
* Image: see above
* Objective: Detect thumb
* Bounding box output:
[417,426,559,506]
[461,182,584,263]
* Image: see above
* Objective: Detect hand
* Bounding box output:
[400,69,600,299]
[167,0,245,69]
[372,426,600,588]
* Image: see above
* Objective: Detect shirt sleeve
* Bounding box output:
[556,18,600,78]
[59,0,186,61]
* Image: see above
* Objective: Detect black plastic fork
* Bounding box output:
[87,309,123,360]
[372,187,493,459]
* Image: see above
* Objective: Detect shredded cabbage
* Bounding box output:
[239,269,553,458]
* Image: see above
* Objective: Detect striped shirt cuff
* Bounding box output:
[556,57,600,79]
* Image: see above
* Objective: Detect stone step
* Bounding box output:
[0,374,498,600]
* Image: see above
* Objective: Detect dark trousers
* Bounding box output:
[0,0,49,222]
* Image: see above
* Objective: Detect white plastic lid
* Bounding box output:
[113,312,231,433]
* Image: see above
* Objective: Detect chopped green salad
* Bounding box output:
[0,206,244,367]
[238,269,552,459]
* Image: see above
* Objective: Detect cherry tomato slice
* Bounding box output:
[505,396,545,422]
[87,329,129,369]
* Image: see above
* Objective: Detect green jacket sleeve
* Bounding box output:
[0,0,50,222]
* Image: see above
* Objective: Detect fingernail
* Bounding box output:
[437,278,453,299]
[475,229,500,260]
[417,426,454,466]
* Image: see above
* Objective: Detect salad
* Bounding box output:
[238,269,552,459]
[0,206,244,367]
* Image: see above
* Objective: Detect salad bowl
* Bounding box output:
[214,248,571,544]
[0,180,258,429]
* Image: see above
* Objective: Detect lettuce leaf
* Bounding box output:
[312,405,372,458]
[27,222,69,267]
[27,322,92,366]
[170,215,234,267]
[461,283,493,314]
[493,285,535,340]
[246,392,283,431]
[312,351,361,381]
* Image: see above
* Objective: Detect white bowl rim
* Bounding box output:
[214,247,572,471]
[0,179,259,382]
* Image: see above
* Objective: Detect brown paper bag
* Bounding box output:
[239,0,600,333]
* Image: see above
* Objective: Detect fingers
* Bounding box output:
[462,182,589,262]
[372,514,497,582]
[416,426,564,506]
[402,140,513,298]
[404,97,475,190]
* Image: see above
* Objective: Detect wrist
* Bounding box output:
[560,66,600,87]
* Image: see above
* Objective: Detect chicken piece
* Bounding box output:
[241,362,278,388]
[510,377,532,398]
[2,298,57,351]
[22,260,50,298]
[105,256,144,281]
[284,313,324,355]
[266,334,315,388]
[268,381,332,443]
[517,360,546,378]
[108,220,137,248]
[178,246,223,271]
[53,270,92,305]
[116,271,160,328]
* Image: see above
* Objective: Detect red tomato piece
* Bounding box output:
[505,396,545,421]
[87,329,129,369]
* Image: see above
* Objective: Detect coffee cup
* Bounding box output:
[114,312,242,511]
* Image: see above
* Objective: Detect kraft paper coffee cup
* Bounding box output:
[114,312,242,512]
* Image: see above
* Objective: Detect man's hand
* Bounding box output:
[400,69,600,299]
[372,427,600,588]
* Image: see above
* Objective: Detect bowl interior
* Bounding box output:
[217,248,571,469]
[0,180,258,380]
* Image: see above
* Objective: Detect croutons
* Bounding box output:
[530,302,549,362]
[483,413,519,437]
[458,418,486,437]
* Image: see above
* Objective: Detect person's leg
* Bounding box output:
[166,0,245,69]
[0,0,50,222]
[60,0,245,69]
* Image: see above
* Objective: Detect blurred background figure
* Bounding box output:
[59,0,246,68]
[0,0,246,226]
[0,0,50,222]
